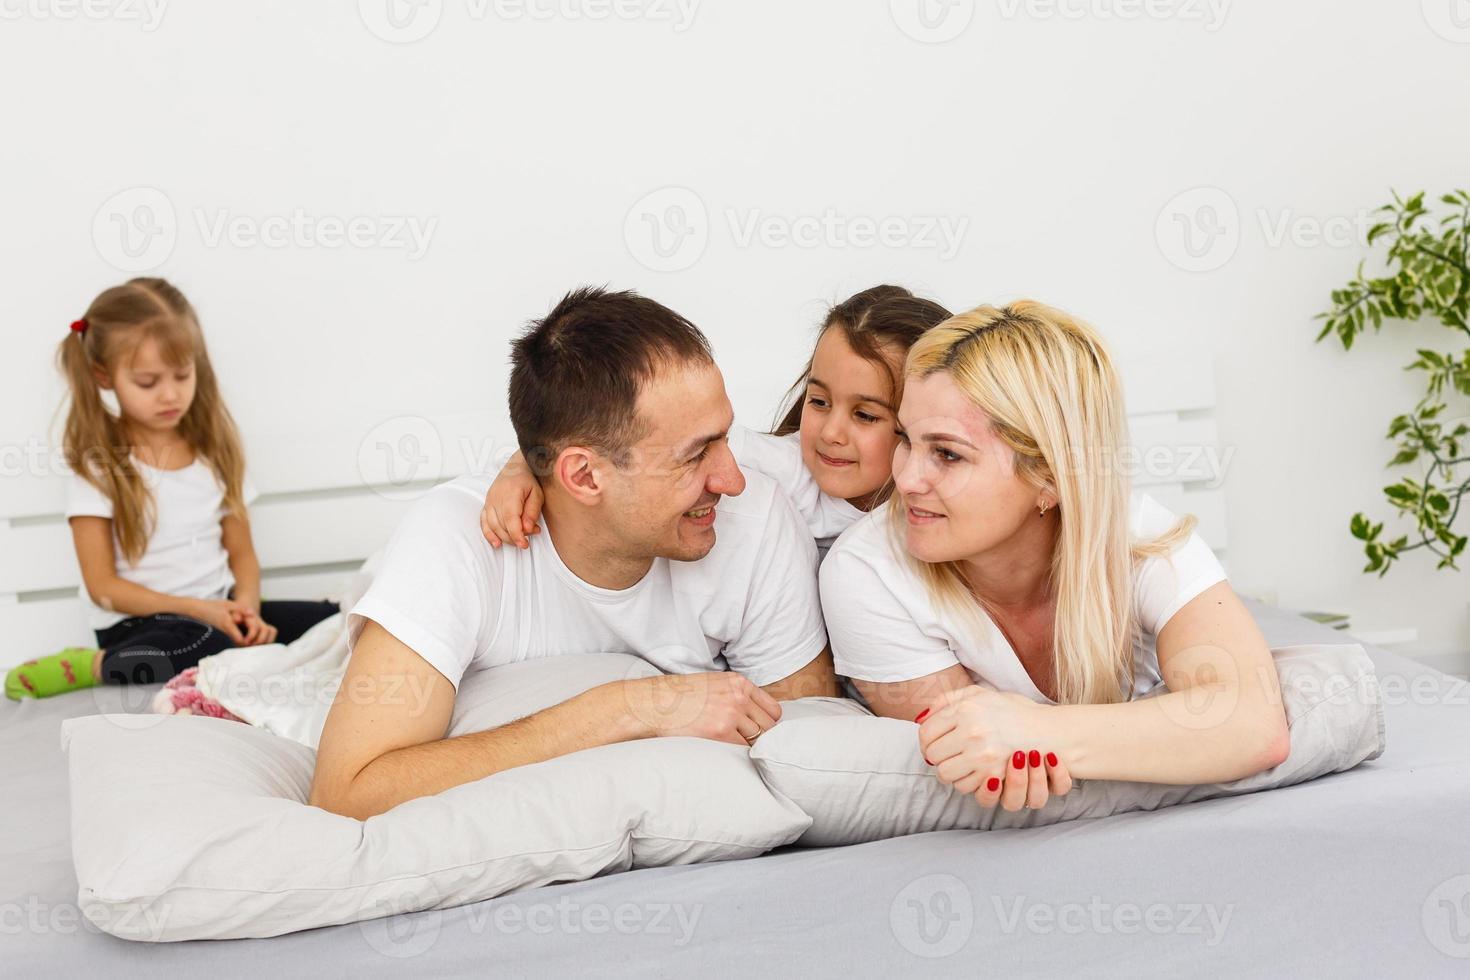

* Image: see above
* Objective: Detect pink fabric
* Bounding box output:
[149,667,245,723]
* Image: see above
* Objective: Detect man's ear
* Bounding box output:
[555,446,605,504]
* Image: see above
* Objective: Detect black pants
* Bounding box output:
[96,595,339,686]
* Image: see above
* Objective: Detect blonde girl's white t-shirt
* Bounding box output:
[819,492,1229,703]
[727,425,864,557]
[65,459,259,631]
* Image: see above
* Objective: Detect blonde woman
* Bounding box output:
[819,301,1289,814]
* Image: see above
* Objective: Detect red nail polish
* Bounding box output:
[1045,752,1058,767]
[915,709,930,723]
[1012,751,1025,769]
[1028,750,1041,768]
[986,776,1000,792]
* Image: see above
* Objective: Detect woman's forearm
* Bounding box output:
[1045,687,1289,785]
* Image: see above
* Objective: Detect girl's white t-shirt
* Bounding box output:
[65,458,259,631]
[727,425,864,557]
[819,492,1228,703]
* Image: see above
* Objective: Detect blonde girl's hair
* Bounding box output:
[57,277,247,565]
[890,300,1196,705]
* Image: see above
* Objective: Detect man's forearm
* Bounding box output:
[319,680,651,819]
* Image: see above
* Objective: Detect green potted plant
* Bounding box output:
[1316,188,1470,575]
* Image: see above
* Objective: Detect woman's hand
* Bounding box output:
[480,451,544,549]
[917,686,1074,812]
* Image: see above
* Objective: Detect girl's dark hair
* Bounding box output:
[772,285,952,436]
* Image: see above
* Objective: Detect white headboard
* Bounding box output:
[1118,352,1229,559]
[0,411,508,656]
[0,360,1226,659]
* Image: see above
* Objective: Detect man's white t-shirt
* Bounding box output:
[65,459,260,631]
[727,425,863,557]
[819,492,1228,703]
[348,467,829,691]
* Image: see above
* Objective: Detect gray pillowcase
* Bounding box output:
[751,643,1386,846]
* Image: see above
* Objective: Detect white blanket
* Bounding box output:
[190,554,379,748]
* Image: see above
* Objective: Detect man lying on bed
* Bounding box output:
[309,287,839,819]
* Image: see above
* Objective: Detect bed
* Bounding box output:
[5,601,1470,977]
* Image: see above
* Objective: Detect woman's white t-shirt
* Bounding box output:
[819,492,1228,703]
[65,459,259,631]
[727,425,863,557]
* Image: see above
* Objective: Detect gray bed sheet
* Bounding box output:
[5,602,1469,978]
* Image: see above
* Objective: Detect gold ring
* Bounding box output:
[744,725,763,743]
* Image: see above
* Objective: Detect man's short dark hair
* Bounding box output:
[508,286,715,477]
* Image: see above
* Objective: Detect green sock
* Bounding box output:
[5,648,100,700]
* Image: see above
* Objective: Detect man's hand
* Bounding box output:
[619,671,782,746]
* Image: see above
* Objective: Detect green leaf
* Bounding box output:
[1350,513,1372,540]
[1389,448,1420,466]
[1384,484,1417,504]
[1428,492,1451,514]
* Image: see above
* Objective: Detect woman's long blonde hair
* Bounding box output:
[57,277,247,565]
[891,300,1194,705]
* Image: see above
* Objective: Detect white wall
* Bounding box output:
[2,0,1466,658]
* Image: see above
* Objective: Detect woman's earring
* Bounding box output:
[1038,502,1050,518]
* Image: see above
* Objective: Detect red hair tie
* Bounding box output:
[70,319,88,335]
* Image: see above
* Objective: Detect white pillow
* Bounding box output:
[751,643,1387,846]
[63,653,811,942]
